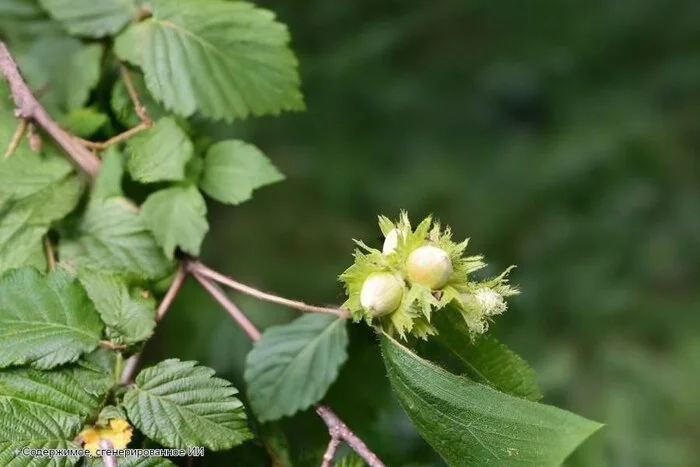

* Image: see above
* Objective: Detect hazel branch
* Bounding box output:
[0,41,100,176]
[191,269,385,467]
[188,260,349,318]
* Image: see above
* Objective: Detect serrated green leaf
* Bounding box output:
[381,333,602,467]
[0,362,111,417]
[0,268,104,369]
[0,221,47,273]
[114,0,303,122]
[4,174,84,226]
[59,197,174,280]
[82,348,117,377]
[39,0,137,37]
[0,170,83,274]
[0,150,75,200]
[126,117,193,183]
[17,35,102,116]
[91,147,124,201]
[0,400,82,467]
[59,107,108,137]
[0,141,83,269]
[85,457,176,467]
[78,270,156,345]
[124,359,252,450]
[200,140,284,205]
[244,314,349,422]
[140,185,208,258]
[417,308,543,401]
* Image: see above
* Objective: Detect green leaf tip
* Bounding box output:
[339,212,518,340]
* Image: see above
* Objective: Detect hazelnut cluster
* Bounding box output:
[339,212,517,339]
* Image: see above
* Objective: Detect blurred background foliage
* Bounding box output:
[4,0,700,465]
[157,0,700,465]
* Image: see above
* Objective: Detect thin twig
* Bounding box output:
[0,41,100,176]
[120,265,187,384]
[119,63,152,124]
[316,406,385,467]
[3,118,27,157]
[321,436,342,467]
[76,121,150,150]
[192,272,262,341]
[188,260,348,318]
[99,439,118,467]
[157,265,187,320]
[43,236,56,270]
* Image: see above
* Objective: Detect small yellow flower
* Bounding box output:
[79,419,133,455]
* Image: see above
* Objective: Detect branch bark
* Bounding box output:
[0,41,101,176]
[316,406,385,467]
[321,435,342,467]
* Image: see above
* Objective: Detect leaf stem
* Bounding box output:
[3,118,27,157]
[114,352,124,385]
[43,236,56,270]
[100,340,127,350]
[188,260,348,318]
[119,63,152,124]
[76,121,151,150]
